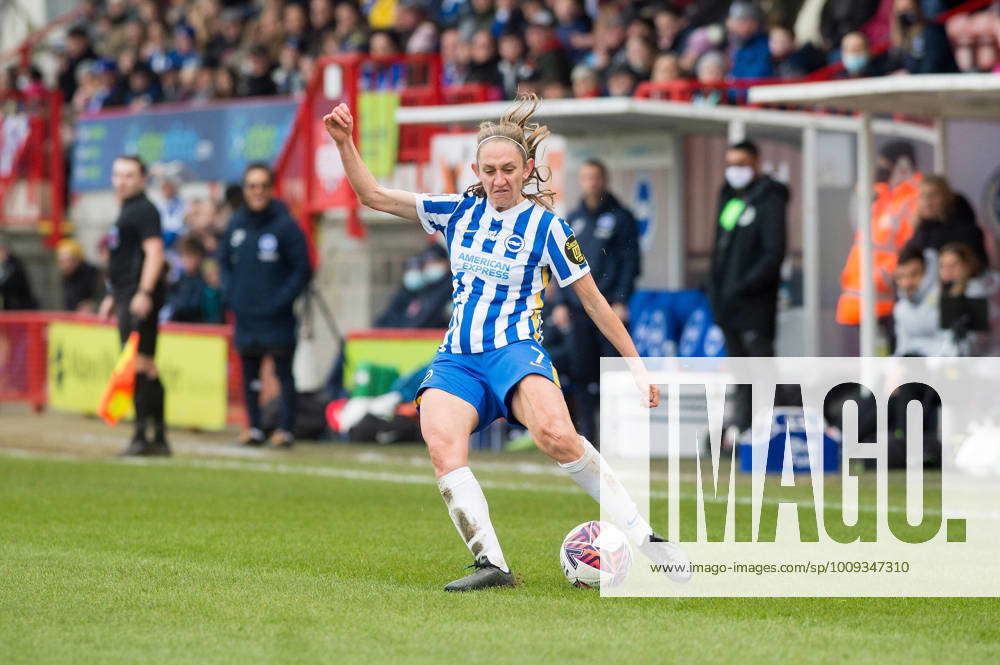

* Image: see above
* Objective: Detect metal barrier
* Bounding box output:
[0,312,245,424]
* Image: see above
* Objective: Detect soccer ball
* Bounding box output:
[560,520,632,589]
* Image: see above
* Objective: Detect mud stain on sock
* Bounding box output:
[453,508,483,557]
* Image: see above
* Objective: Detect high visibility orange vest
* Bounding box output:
[836,174,922,325]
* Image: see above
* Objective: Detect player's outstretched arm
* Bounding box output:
[570,273,659,408]
[322,103,419,223]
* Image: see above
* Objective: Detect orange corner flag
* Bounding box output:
[97,332,138,425]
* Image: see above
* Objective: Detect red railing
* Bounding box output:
[0,90,64,246]
[635,77,811,103]
[0,312,245,424]
[273,54,496,246]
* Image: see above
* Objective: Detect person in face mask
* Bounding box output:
[707,140,789,360]
[401,256,426,292]
[375,244,453,329]
[706,140,788,436]
[838,32,887,78]
[887,0,958,74]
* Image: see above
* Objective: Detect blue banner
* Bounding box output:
[72,99,297,191]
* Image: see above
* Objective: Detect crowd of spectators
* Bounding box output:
[1,0,998,112]
[892,171,997,356]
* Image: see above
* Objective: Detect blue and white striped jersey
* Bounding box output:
[416,193,590,354]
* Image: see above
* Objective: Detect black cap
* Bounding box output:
[879,140,917,167]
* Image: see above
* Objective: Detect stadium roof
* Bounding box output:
[396,95,936,146]
[398,96,861,135]
[747,73,1000,119]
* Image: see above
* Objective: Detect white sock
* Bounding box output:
[559,436,652,545]
[437,466,510,573]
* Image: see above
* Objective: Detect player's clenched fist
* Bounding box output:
[323,103,353,144]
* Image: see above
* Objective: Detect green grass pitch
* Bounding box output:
[1,443,998,665]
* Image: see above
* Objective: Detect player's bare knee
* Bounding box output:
[533,421,580,462]
[423,434,464,475]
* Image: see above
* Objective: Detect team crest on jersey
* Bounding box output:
[231,229,246,247]
[595,213,617,239]
[504,234,525,254]
[738,206,757,227]
[564,234,586,265]
[257,233,279,261]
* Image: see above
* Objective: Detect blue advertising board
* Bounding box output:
[72,98,297,191]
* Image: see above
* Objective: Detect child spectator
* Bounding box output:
[893,247,949,356]
[570,64,600,98]
[163,234,221,323]
[605,63,638,97]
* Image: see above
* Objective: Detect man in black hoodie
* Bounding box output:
[219,163,312,448]
[551,158,641,443]
[707,140,788,359]
[707,141,787,437]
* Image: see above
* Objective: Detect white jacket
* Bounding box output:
[894,283,956,356]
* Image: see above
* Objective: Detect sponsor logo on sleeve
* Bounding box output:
[564,234,586,265]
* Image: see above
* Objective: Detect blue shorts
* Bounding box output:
[416,340,560,432]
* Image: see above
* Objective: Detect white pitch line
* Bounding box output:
[5,446,998,520]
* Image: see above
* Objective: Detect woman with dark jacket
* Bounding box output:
[903,174,989,269]
[886,0,959,74]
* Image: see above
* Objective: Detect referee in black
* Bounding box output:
[98,155,170,456]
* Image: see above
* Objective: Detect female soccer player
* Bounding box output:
[323,95,689,590]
